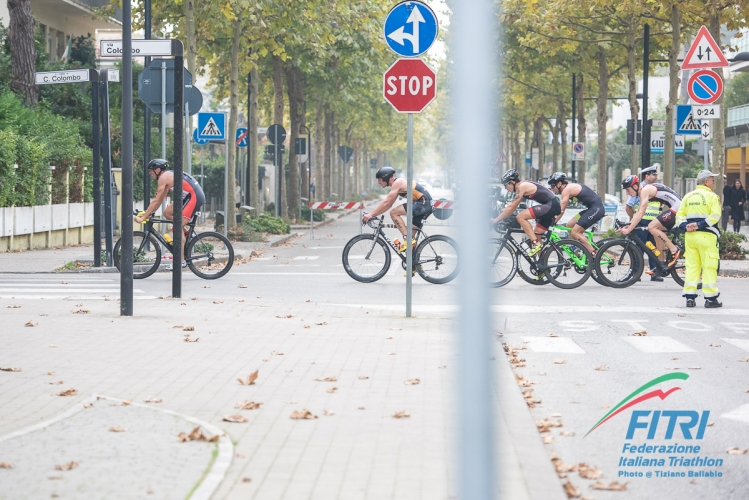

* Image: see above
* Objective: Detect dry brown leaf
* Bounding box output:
[548,332,559,337]
[109,426,126,432]
[323,409,335,416]
[46,371,54,375]
[71,309,90,314]
[554,359,566,365]
[740,358,749,363]
[726,447,749,454]
[270,350,284,356]
[536,418,563,432]
[172,324,184,329]
[83,403,93,409]
[688,367,701,370]
[563,481,581,498]
[183,326,195,331]
[290,409,318,420]
[709,344,722,347]
[671,356,680,360]
[590,481,627,491]
[542,435,554,444]
[213,300,223,304]
[223,414,249,423]
[389,327,402,331]
[275,315,293,319]
[49,380,63,385]
[404,378,421,385]
[0,367,21,372]
[358,375,370,380]
[238,370,259,385]
[315,322,328,326]
[393,411,411,419]
[55,461,78,471]
[581,496,595,500]
[315,376,337,382]
[235,401,262,410]
[238,284,247,288]
[439,365,447,369]
[386,336,393,340]
[578,465,603,480]
[551,412,563,417]
[357,406,366,410]
[178,426,219,443]
[595,365,608,371]
[560,431,576,437]
[388,352,397,356]
[518,378,536,387]
[24,321,37,327]
[303,325,311,329]
[0,462,13,468]
[58,388,78,397]
[5,305,20,309]
[632,331,647,336]
[326,387,338,393]
[184,337,199,343]
[707,422,714,427]
[242,477,252,483]
[144,397,163,403]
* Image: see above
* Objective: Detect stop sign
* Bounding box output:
[383,58,437,113]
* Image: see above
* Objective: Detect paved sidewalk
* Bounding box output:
[0,297,564,499]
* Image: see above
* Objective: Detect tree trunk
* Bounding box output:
[576,74,586,184]
[558,102,567,174]
[596,46,609,198]
[523,119,531,178]
[185,0,196,136]
[533,118,543,179]
[664,4,680,187]
[513,131,521,171]
[324,107,332,200]
[626,21,641,173]
[226,16,241,230]
[249,66,259,212]
[314,100,324,200]
[285,64,304,217]
[272,55,287,217]
[708,8,725,191]
[8,0,38,106]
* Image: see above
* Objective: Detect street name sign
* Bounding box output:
[197,112,226,141]
[681,25,729,70]
[693,105,720,120]
[383,58,437,113]
[35,69,90,85]
[687,69,723,105]
[384,1,438,57]
[676,105,702,135]
[650,132,685,154]
[100,39,174,57]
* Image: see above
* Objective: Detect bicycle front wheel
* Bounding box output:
[541,238,591,289]
[594,239,643,288]
[342,234,391,283]
[488,238,517,287]
[186,231,234,279]
[415,235,460,284]
[113,230,161,279]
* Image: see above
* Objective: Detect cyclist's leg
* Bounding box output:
[649,211,677,255]
[390,204,408,239]
[572,204,603,254]
[516,208,540,244]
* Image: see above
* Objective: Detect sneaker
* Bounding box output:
[705,298,723,308]
[686,298,696,308]
[166,261,187,270]
[398,239,416,253]
[650,275,664,282]
[527,241,543,257]
[667,249,681,267]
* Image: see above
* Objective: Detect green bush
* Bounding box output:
[228,225,266,242]
[299,206,325,222]
[243,214,290,234]
[719,231,748,260]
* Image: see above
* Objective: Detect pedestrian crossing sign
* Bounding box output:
[676,105,702,135]
[197,112,226,141]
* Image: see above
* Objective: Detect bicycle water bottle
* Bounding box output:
[164,233,173,244]
[645,241,660,257]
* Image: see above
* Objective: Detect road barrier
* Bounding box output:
[308,201,366,238]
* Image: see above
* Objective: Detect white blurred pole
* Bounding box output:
[452,0,497,498]
[406,113,414,318]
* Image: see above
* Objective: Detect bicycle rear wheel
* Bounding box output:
[342,234,391,283]
[590,238,614,286]
[594,239,643,288]
[113,230,161,279]
[186,231,234,279]
[540,238,591,289]
[488,238,517,287]
[416,235,459,284]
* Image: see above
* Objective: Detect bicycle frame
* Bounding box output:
[611,221,682,276]
[362,217,436,268]
[137,214,199,263]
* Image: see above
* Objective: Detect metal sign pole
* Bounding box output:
[91,70,102,267]
[160,61,167,240]
[100,72,114,267]
[224,140,229,237]
[172,45,185,299]
[406,113,414,318]
[185,98,191,175]
[121,0,134,316]
[275,141,280,217]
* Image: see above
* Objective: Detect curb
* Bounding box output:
[719,269,749,278]
[269,232,303,247]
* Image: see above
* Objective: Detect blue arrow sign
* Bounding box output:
[676,105,702,135]
[197,112,226,141]
[236,127,248,148]
[192,128,209,145]
[384,1,438,57]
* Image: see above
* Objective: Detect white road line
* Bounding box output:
[231,272,344,276]
[0,288,123,293]
[0,284,121,288]
[720,338,749,352]
[623,336,696,353]
[521,337,586,353]
[0,295,157,300]
[721,404,749,425]
[293,256,320,260]
[330,304,749,316]
[307,246,344,250]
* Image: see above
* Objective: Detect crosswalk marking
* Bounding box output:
[0,275,153,300]
[521,336,585,353]
[623,336,696,353]
[720,338,749,352]
[722,404,749,425]
[293,256,320,260]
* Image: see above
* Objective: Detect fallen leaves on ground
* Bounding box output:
[389,327,402,331]
[238,370,259,385]
[184,336,199,343]
[595,365,608,371]
[523,389,542,408]
[563,481,580,498]
[223,414,249,423]
[326,387,338,393]
[203,285,210,288]
[590,481,627,491]
[726,447,749,454]
[276,315,293,319]
[740,358,749,363]
[631,331,647,336]
[709,344,722,347]
[71,309,90,314]
[542,435,554,444]
[0,462,13,468]
[404,378,421,385]
[290,409,318,420]
[577,464,603,479]
[111,400,132,406]
[172,325,183,329]
[144,397,162,403]
[388,352,397,356]
[55,461,78,471]
[235,401,262,410]
[0,367,21,372]
[358,376,369,380]
[242,477,251,483]
[536,418,563,433]
[238,284,247,288]
[560,431,576,437]
[270,350,284,356]
[109,426,126,432]
[183,326,195,332]
[548,332,558,337]
[386,336,393,340]
[47,371,54,375]
[315,376,337,382]
[5,305,20,309]
[554,359,566,365]
[392,411,411,419]
[358,406,365,410]
[516,376,535,388]
[178,426,219,443]
[439,365,447,369]
[503,344,527,367]
[315,322,328,326]
[323,410,335,416]
[83,403,93,409]
[688,367,701,370]
[49,380,63,385]
[24,321,37,327]
[58,389,77,396]
[303,325,311,329]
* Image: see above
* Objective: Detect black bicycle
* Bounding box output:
[594,220,685,288]
[114,210,234,280]
[342,215,459,284]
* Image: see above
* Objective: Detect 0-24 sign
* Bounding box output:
[692,105,720,120]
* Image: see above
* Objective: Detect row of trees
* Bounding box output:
[499,0,749,196]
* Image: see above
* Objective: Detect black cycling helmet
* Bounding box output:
[548,172,567,186]
[375,166,396,183]
[501,169,520,185]
[621,175,639,190]
[147,159,169,171]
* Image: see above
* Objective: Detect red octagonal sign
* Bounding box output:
[383,58,437,113]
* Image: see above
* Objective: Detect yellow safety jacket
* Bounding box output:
[676,185,722,237]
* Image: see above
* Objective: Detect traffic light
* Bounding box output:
[626,119,643,145]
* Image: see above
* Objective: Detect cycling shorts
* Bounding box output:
[528,197,561,231]
[411,198,433,228]
[656,208,676,231]
[181,186,205,220]
[574,201,605,230]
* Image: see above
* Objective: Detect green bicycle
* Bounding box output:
[547,225,615,286]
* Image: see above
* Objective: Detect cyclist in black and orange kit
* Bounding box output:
[135,159,205,266]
